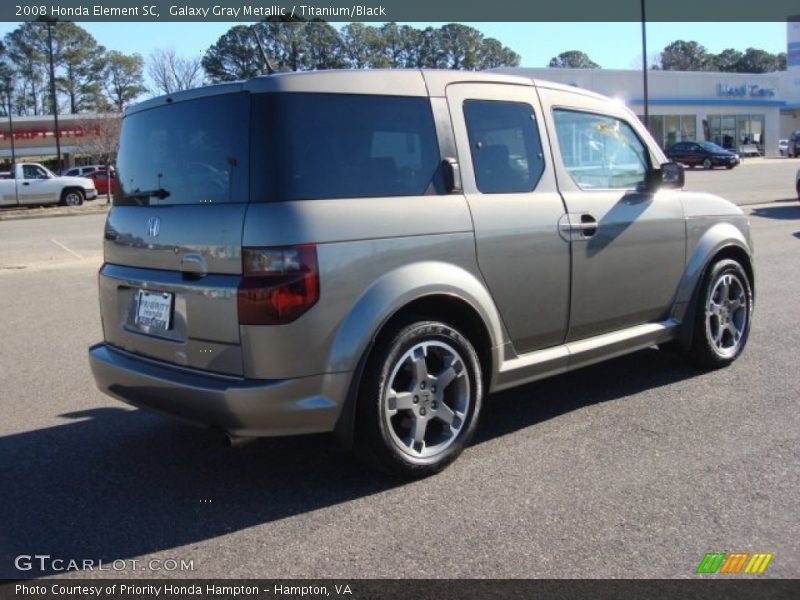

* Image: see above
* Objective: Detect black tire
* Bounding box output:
[687,259,753,369]
[60,188,84,206]
[796,181,800,201]
[702,158,713,170]
[354,319,483,478]
[725,164,734,170]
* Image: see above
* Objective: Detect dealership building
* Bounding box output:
[500,67,798,157]
[0,112,113,172]
[503,20,800,157]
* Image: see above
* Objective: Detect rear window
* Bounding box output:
[115,93,248,206]
[251,93,442,201]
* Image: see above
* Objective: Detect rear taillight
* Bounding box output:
[237,245,319,325]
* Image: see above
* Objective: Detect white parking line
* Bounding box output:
[49,238,83,259]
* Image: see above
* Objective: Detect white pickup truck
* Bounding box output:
[0,162,97,207]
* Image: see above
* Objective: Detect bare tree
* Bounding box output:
[73,115,121,203]
[148,47,203,95]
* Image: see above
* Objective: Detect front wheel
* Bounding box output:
[355,320,483,478]
[687,259,753,368]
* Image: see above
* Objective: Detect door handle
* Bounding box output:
[22,182,30,186]
[558,213,598,239]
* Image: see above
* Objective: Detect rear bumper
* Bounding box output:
[85,189,97,200]
[88,343,351,437]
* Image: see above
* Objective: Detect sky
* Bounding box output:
[0,21,789,71]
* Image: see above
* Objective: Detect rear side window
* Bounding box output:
[463,100,545,194]
[251,93,441,201]
[553,109,649,190]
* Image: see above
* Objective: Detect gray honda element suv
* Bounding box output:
[89,70,754,477]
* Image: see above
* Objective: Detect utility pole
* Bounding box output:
[641,0,650,130]
[4,76,16,166]
[5,76,18,206]
[46,20,62,173]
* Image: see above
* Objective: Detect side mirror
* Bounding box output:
[442,157,462,194]
[641,161,684,192]
[660,162,684,188]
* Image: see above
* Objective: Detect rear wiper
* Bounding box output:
[125,188,171,200]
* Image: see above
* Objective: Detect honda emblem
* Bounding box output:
[147,216,161,238]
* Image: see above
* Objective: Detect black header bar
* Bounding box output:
[2,1,800,23]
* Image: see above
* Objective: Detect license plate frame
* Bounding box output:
[134,289,174,331]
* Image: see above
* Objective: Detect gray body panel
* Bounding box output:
[534,86,687,341]
[91,69,755,438]
[444,82,570,352]
[101,205,246,374]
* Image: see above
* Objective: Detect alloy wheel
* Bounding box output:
[705,273,748,358]
[382,340,470,459]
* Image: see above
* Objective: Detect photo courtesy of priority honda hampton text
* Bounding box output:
[88,70,754,477]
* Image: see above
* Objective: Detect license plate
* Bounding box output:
[135,290,173,330]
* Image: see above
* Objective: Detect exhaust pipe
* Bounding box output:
[225,433,257,448]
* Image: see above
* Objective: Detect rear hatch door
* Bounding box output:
[100,89,249,376]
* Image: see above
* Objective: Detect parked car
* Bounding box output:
[84,169,116,196]
[0,162,97,207]
[89,70,755,477]
[666,141,740,170]
[778,139,789,156]
[788,131,800,158]
[796,167,800,200]
[62,165,100,177]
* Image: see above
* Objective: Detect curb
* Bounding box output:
[0,202,111,222]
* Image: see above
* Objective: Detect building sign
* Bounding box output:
[0,126,100,141]
[789,42,800,68]
[717,84,776,98]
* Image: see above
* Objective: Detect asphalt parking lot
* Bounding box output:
[0,158,798,579]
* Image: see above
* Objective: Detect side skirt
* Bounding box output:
[493,320,679,393]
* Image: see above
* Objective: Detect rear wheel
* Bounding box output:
[796,180,800,200]
[61,189,84,206]
[355,320,483,478]
[703,158,713,170]
[687,259,752,368]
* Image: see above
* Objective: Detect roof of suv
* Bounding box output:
[126,69,610,115]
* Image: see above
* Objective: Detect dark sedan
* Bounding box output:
[666,141,740,170]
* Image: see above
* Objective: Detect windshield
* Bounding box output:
[114,93,248,206]
[699,141,727,153]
